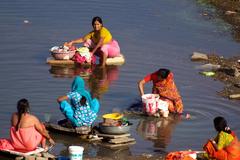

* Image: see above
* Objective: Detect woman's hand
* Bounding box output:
[48,138,55,146]
[90,51,94,57]
[64,41,73,47]
[57,95,68,103]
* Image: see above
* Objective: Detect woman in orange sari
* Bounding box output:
[203,116,240,160]
[138,68,183,114]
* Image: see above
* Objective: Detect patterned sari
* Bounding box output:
[145,72,183,114]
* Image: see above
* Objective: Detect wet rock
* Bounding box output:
[191,52,208,61]
[192,54,240,100]
[229,94,240,99]
[225,10,237,15]
[196,63,221,70]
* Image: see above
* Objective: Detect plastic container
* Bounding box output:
[157,99,169,117]
[50,46,75,60]
[142,94,159,115]
[68,146,84,160]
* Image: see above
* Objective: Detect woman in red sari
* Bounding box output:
[203,116,240,160]
[138,68,183,114]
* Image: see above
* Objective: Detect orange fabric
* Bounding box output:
[165,151,196,160]
[203,133,240,160]
[144,72,183,113]
[10,126,44,152]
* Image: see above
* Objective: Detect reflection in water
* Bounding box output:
[88,65,119,99]
[49,64,120,99]
[50,132,98,158]
[137,115,182,153]
[49,131,131,159]
[97,147,131,159]
[49,64,94,78]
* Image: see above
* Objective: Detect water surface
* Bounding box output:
[0,0,240,158]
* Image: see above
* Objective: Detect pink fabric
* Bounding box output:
[0,139,14,150]
[10,126,43,152]
[84,39,120,58]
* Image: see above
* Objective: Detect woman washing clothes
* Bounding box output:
[0,99,55,152]
[57,76,100,127]
[138,68,183,114]
[64,16,121,67]
[203,116,240,160]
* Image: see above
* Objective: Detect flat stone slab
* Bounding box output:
[46,54,125,66]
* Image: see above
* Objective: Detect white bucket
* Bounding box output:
[156,99,168,111]
[141,94,159,115]
[68,146,84,160]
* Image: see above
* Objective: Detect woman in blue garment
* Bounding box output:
[57,76,100,127]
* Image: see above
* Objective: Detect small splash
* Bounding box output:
[23,20,29,24]
[185,113,191,119]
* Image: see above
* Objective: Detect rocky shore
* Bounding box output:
[199,0,240,41]
[192,52,240,99]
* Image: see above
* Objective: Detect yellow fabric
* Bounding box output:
[217,131,234,150]
[84,27,112,44]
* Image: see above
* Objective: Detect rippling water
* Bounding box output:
[0,0,240,159]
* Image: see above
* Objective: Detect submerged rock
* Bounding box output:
[192,53,240,99]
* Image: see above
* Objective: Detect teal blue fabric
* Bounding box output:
[60,100,78,126]
[59,76,100,127]
[71,76,100,112]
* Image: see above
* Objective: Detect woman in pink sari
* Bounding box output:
[64,16,121,67]
[0,99,55,152]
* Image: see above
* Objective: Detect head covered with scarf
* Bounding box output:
[71,76,92,106]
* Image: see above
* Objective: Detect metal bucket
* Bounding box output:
[99,123,131,135]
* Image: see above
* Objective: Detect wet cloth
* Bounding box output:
[165,150,196,160]
[60,76,100,127]
[0,126,44,152]
[84,27,112,44]
[203,131,240,160]
[84,39,120,58]
[144,71,183,113]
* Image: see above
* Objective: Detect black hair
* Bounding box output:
[157,68,170,79]
[214,116,231,134]
[92,16,103,26]
[16,98,30,131]
[79,96,87,106]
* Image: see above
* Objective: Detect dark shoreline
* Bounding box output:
[199,0,240,41]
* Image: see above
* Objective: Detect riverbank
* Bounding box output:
[199,0,240,41]
[192,52,240,99]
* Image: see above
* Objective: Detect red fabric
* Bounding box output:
[144,71,183,113]
[203,133,240,160]
[0,139,14,150]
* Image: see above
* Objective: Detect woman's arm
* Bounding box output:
[57,95,69,103]
[91,37,104,55]
[33,116,55,145]
[138,79,146,96]
[64,37,84,47]
[11,113,17,127]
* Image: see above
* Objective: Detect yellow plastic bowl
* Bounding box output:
[102,113,123,120]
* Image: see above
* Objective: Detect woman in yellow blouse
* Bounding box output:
[203,116,240,160]
[65,16,121,66]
